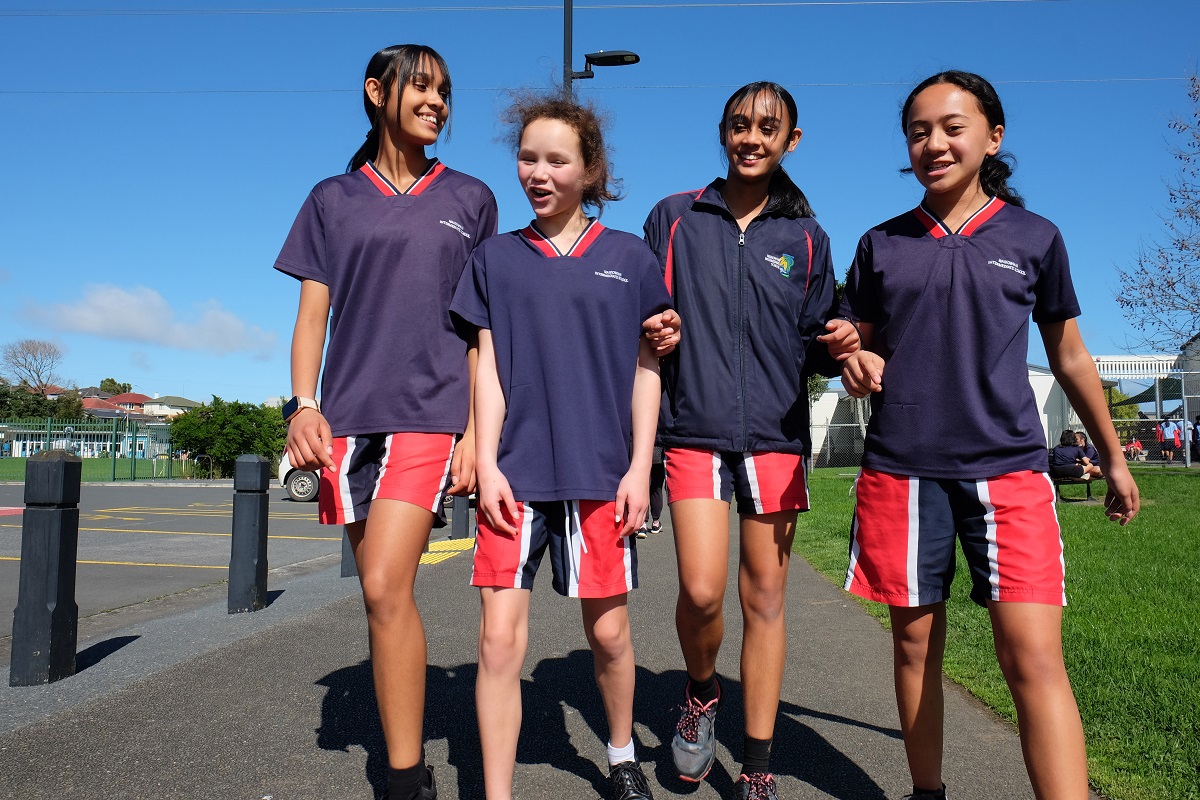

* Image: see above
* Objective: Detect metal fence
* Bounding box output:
[0,417,194,482]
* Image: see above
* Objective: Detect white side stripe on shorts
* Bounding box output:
[432,441,455,513]
[514,505,534,590]
[743,452,765,514]
[710,453,721,499]
[371,433,395,502]
[976,479,1001,602]
[339,435,359,524]
[905,477,920,607]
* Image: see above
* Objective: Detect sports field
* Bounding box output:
[795,466,1199,800]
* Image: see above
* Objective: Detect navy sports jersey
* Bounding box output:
[450,221,673,501]
[643,179,838,456]
[840,198,1081,479]
[274,160,497,437]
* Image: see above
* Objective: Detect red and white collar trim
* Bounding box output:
[359,158,446,197]
[913,196,1004,239]
[521,219,605,258]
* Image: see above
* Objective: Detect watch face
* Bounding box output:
[282,397,299,420]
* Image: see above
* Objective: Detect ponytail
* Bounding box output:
[767,167,816,219]
[979,152,1024,208]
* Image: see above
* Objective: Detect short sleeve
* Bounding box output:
[273,187,328,284]
[450,247,491,330]
[839,234,879,322]
[1032,229,1081,323]
[473,186,499,248]
[636,243,673,325]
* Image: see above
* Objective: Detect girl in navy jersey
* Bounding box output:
[451,95,671,800]
[275,44,497,800]
[839,71,1140,800]
[643,82,856,800]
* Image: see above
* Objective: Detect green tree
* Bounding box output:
[0,378,54,418]
[169,396,286,477]
[1115,74,1200,351]
[52,390,84,420]
[99,377,132,395]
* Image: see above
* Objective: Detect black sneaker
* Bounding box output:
[733,772,777,800]
[608,760,654,800]
[381,766,437,800]
[900,786,946,800]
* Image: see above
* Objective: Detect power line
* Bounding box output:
[0,77,1186,96]
[0,0,1074,17]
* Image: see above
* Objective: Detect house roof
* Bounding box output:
[78,387,114,399]
[82,397,122,412]
[146,395,201,408]
[108,392,152,404]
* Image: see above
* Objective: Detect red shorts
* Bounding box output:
[664,448,809,515]
[844,468,1065,608]
[318,432,456,525]
[471,500,637,599]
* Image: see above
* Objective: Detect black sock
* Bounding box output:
[387,760,426,800]
[912,785,945,799]
[740,735,772,774]
[686,672,720,705]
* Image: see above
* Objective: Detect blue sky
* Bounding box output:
[1,0,1197,405]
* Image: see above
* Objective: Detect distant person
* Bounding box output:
[1124,437,1144,461]
[1052,430,1101,481]
[1158,418,1180,462]
[1075,431,1102,476]
[838,71,1139,800]
[276,44,497,800]
[1191,415,1199,462]
[638,446,666,539]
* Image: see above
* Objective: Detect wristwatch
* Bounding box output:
[282,396,319,422]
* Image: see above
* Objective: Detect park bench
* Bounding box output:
[1052,474,1104,502]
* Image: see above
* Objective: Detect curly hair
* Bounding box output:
[504,93,621,212]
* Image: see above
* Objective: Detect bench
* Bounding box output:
[1052,475,1101,501]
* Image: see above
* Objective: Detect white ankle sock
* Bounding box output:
[607,738,636,766]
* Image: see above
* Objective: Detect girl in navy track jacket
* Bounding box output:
[642,81,857,800]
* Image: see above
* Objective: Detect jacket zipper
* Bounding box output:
[737,228,747,451]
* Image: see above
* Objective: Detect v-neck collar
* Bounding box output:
[913,195,1004,239]
[360,158,445,197]
[521,218,605,258]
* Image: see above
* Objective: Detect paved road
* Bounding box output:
[0,502,1083,800]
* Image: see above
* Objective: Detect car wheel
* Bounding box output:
[286,470,319,502]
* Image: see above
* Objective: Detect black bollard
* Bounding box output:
[449,494,476,540]
[340,527,358,578]
[228,454,270,613]
[10,451,81,686]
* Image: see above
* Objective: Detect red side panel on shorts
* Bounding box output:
[980,472,1065,605]
[845,469,917,605]
[664,448,721,502]
[472,503,530,590]
[573,500,634,598]
[743,452,809,513]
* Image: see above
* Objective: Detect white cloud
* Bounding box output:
[31,285,276,360]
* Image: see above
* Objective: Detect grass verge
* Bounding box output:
[794,466,1199,800]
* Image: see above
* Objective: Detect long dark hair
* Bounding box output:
[900,70,1025,208]
[504,93,621,213]
[346,44,453,174]
[718,81,815,219]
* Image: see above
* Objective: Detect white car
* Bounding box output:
[278,451,320,502]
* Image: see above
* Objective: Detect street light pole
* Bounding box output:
[564,0,574,94]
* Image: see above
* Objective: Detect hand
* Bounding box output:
[642,309,681,356]
[286,409,335,472]
[816,319,861,361]
[615,469,650,538]
[1102,463,1140,526]
[477,466,520,536]
[841,351,885,398]
[447,430,476,496]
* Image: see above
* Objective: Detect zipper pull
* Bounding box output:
[739,232,745,246]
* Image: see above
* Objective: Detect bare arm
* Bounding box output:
[447,333,478,496]
[1040,319,1140,524]
[473,329,519,535]
[615,338,661,537]
[286,280,334,471]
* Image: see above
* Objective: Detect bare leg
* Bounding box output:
[671,499,732,681]
[890,603,947,792]
[581,594,635,750]
[346,499,437,770]
[737,511,796,740]
[989,602,1088,800]
[476,587,532,800]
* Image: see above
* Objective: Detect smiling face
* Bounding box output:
[367,56,448,150]
[720,90,802,185]
[517,117,587,225]
[905,82,1003,202]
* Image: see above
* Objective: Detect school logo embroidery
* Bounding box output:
[765,253,794,277]
[988,257,1026,276]
[594,270,629,283]
[439,219,472,239]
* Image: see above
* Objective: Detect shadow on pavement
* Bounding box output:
[316,651,898,800]
[76,634,140,672]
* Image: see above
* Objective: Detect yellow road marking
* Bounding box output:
[419,552,459,565]
[428,538,475,552]
[0,556,225,570]
[0,523,338,541]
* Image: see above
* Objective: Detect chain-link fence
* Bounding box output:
[0,417,194,481]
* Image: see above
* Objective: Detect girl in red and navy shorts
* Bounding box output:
[452,94,672,800]
[275,45,497,800]
[643,81,857,800]
[839,71,1140,800]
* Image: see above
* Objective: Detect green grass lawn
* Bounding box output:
[0,457,194,482]
[795,466,1199,800]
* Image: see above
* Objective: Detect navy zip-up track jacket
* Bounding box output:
[643,179,837,456]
